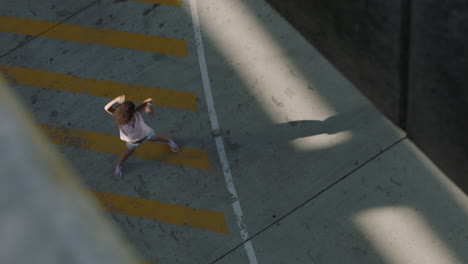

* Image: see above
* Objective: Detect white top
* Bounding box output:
[118,112,151,142]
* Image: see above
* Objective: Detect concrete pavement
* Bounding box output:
[1,0,467,263]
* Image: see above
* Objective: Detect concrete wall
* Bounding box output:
[265,0,468,192]
[408,0,468,192]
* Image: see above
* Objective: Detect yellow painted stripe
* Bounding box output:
[0,16,187,56]
[0,66,198,112]
[130,0,181,7]
[41,124,211,170]
[93,191,229,234]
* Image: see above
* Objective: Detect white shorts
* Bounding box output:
[125,128,156,150]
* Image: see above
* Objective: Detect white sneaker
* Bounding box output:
[169,140,179,152]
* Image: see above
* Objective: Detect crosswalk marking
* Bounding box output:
[0,66,198,112]
[93,191,229,234]
[41,124,211,170]
[130,0,181,7]
[1,4,229,258]
[0,16,188,56]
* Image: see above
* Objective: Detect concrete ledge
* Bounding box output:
[0,77,141,264]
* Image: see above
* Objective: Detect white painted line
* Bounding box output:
[188,0,259,263]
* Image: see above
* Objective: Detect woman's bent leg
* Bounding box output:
[118,148,136,166]
[151,134,179,152]
[151,133,170,143]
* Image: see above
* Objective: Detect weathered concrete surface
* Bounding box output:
[264,0,405,125]
[408,0,468,191]
[1,1,245,263]
[0,0,98,56]
[196,0,404,235]
[214,140,468,263]
[2,0,468,263]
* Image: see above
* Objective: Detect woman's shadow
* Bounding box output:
[160,106,378,156]
[224,106,377,149]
